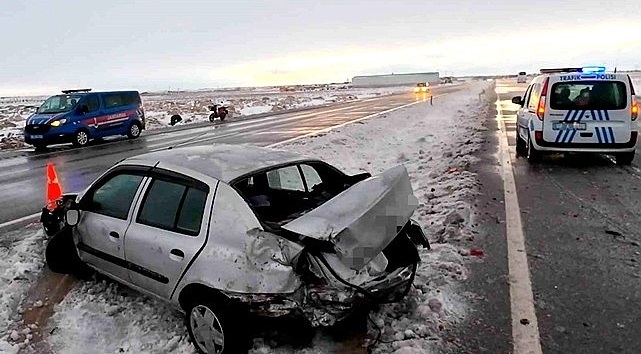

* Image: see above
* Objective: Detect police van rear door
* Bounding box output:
[545,72,631,146]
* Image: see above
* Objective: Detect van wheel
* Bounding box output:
[72,129,90,147]
[527,135,541,163]
[186,297,247,354]
[516,132,527,157]
[34,144,47,152]
[127,122,142,139]
[615,151,635,165]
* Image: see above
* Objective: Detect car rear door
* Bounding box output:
[545,74,631,145]
[75,169,147,282]
[123,169,212,298]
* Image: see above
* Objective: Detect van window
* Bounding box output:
[527,84,542,111]
[38,94,83,114]
[550,81,627,110]
[85,96,100,113]
[103,92,140,109]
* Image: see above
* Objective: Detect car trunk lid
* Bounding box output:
[282,165,418,270]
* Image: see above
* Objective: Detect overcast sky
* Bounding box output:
[1,0,640,95]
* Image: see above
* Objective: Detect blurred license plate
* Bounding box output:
[31,135,43,139]
[553,122,586,130]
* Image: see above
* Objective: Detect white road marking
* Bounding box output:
[0,212,40,230]
[495,85,543,354]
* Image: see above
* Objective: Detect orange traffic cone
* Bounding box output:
[46,163,63,210]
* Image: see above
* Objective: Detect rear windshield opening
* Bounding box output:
[550,81,627,110]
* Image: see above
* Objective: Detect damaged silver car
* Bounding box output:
[42,144,430,354]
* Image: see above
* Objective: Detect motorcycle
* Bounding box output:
[208,104,229,122]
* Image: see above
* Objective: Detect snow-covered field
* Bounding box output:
[0,82,492,353]
[0,86,420,150]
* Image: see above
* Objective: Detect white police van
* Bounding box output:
[512,66,639,164]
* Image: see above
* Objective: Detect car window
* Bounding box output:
[523,85,533,107]
[137,179,207,236]
[550,81,627,110]
[300,164,323,191]
[176,188,208,233]
[527,83,542,111]
[89,174,143,219]
[267,165,305,191]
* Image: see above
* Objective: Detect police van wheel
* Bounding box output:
[34,144,47,152]
[72,130,90,148]
[516,133,527,157]
[527,137,541,163]
[615,151,635,165]
[127,122,142,139]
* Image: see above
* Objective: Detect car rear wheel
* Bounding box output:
[127,122,142,139]
[615,151,635,165]
[72,129,90,148]
[186,298,247,354]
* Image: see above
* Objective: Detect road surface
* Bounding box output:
[0,85,463,227]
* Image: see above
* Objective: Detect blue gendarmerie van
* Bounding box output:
[24,89,145,150]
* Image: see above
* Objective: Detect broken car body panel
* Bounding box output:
[282,165,419,270]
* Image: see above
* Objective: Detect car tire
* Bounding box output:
[72,129,90,148]
[45,227,93,279]
[615,151,635,165]
[186,297,247,354]
[170,114,182,126]
[127,121,142,139]
[34,144,47,152]
[516,130,527,157]
[526,134,541,163]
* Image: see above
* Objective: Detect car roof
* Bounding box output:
[122,144,312,183]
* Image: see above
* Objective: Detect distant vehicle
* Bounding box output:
[441,77,453,84]
[24,89,145,150]
[41,144,430,354]
[208,103,230,122]
[512,66,638,164]
[517,72,527,83]
[414,82,430,93]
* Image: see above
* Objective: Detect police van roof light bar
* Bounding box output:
[61,88,92,94]
[581,66,606,73]
[539,68,582,74]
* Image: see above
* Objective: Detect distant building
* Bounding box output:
[352,72,440,87]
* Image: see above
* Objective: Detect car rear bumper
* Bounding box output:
[534,131,637,152]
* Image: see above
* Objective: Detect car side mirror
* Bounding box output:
[65,209,80,226]
[77,105,89,115]
[511,96,523,105]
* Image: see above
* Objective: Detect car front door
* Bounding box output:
[123,172,212,298]
[75,170,147,282]
[516,84,533,140]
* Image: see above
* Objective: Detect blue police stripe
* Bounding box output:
[608,127,615,143]
[555,129,564,143]
[595,127,603,143]
[604,110,610,121]
[567,129,577,143]
[602,127,609,143]
[560,129,570,143]
[563,110,573,122]
[590,110,596,120]
[597,110,603,121]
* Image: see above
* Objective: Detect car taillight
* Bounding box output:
[633,99,638,121]
[537,77,549,121]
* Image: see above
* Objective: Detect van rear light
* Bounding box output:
[633,99,638,121]
[537,77,550,121]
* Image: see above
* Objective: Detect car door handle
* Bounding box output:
[169,249,184,261]
[109,231,120,239]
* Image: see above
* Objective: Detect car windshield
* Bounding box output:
[550,81,627,110]
[38,94,82,114]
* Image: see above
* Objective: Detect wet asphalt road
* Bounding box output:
[0,85,464,226]
[496,79,641,354]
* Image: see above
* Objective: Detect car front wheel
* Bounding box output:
[72,129,90,147]
[127,122,142,139]
[186,299,246,354]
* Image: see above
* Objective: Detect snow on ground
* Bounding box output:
[0,85,423,150]
[0,82,492,354]
[0,225,47,354]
